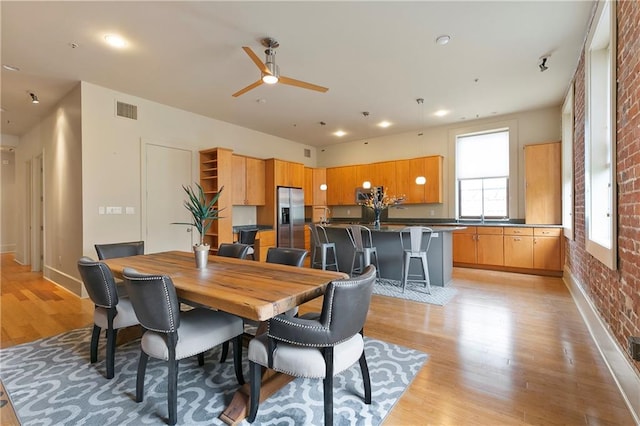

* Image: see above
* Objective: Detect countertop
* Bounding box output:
[327,219,562,229]
[324,223,464,232]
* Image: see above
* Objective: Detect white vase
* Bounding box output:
[194,244,210,268]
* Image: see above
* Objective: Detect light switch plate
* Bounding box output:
[125,207,135,215]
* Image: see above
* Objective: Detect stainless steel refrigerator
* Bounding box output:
[277,187,305,249]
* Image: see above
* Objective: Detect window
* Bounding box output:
[585,0,616,269]
[562,85,574,240]
[456,130,509,219]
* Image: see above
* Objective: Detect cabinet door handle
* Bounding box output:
[514,238,521,241]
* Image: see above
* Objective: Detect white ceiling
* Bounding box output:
[1,1,594,147]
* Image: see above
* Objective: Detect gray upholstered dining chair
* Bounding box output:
[217,242,251,259]
[238,228,259,260]
[247,265,376,426]
[122,268,245,426]
[347,225,380,278]
[77,256,140,379]
[95,240,144,260]
[265,247,308,267]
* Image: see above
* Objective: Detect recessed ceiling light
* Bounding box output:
[334,130,346,137]
[378,121,391,128]
[2,64,20,72]
[104,34,127,48]
[434,110,449,117]
[435,35,451,45]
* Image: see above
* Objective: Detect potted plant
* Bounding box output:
[173,183,224,268]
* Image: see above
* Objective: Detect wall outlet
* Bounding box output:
[98,206,105,215]
[429,209,435,216]
[125,206,135,215]
[629,336,640,361]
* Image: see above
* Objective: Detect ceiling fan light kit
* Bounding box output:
[233,37,328,97]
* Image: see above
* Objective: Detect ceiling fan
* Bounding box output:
[232,37,329,98]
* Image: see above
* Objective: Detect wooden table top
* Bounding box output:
[103,251,348,321]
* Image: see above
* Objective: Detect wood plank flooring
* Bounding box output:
[0,253,635,425]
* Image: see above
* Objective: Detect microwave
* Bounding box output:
[355,186,383,204]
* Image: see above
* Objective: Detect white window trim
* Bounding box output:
[448,120,518,219]
[562,85,574,240]
[584,0,617,270]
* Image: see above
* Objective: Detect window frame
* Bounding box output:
[584,0,617,270]
[562,84,575,240]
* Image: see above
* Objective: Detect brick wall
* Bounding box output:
[566,0,640,371]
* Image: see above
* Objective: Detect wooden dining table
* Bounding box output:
[103,250,348,425]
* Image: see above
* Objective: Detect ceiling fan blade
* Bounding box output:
[242,46,270,75]
[232,80,263,97]
[279,76,329,93]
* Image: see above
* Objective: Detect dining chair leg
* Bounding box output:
[90,324,100,363]
[322,347,334,426]
[106,327,117,379]
[136,351,149,402]
[168,358,179,426]
[358,351,372,404]
[197,352,205,366]
[233,335,245,385]
[220,341,229,363]
[247,361,262,423]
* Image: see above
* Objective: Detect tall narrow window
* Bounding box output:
[456,129,509,219]
[562,85,575,240]
[585,0,616,269]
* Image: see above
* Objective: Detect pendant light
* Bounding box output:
[361,111,372,189]
[415,98,426,185]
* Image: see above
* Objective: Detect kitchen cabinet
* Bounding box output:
[231,155,265,205]
[453,227,477,264]
[533,227,563,270]
[304,167,327,206]
[525,142,561,224]
[256,230,276,262]
[395,156,443,204]
[453,224,563,275]
[374,161,397,196]
[326,166,357,205]
[273,159,304,188]
[199,148,234,252]
[452,226,503,266]
[503,227,534,268]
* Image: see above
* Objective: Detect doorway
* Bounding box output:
[143,143,193,253]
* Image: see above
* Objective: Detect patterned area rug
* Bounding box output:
[0,327,427,425]
[374,278,458,306]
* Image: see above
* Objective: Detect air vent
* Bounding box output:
[304,148,311,158]
[116,101,138,120]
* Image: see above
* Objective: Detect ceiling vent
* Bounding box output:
[116,101,138,120]
[304,148,311,158]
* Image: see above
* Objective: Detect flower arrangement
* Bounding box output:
[360,189,406,228]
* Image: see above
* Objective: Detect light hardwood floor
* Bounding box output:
[0,253,635,425]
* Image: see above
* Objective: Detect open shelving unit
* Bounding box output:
[199,147,233,254]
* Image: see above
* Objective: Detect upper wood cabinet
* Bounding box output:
[303,167,327,206]
[394,156,443,204]
[525,142,561,224]
[231,154,265,205]
[374,161,397,196]
[273,159,304,188]
[326,166,357,205]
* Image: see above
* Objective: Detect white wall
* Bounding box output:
[14,85,84,294]
[0,136,19,253]
[80,82,317,260]
[318,106,561,220]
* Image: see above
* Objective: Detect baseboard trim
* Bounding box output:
[43,265,87,298]
[563,266,640,424]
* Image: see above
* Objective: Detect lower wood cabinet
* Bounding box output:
[453,225,563,275]
[256,230,276,262]
[504,228,534,268]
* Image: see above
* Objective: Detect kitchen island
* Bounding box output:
[322,224,464,286]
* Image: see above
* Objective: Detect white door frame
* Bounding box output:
[140,139,196,252]
[30,154,43,271]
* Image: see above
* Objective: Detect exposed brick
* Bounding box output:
[566,0,640,372]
